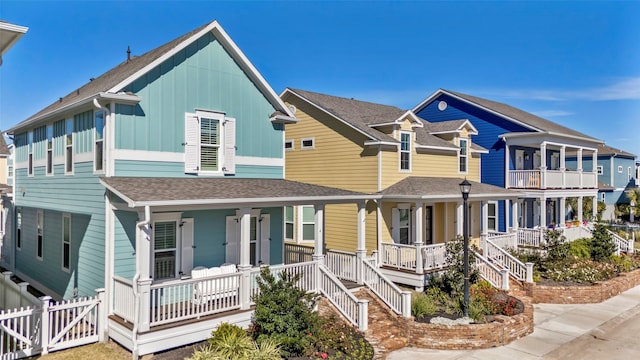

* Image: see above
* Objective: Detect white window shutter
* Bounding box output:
[225,216,239,264]
[392,208,400,243]
[411,207,417,245]
[180,218,194,276]
[184,113,199,174]
[222,117,236,174]
[260,214,270,265]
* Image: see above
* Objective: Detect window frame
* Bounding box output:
[458,138,468,174]
[27,131,33,177]
[300,137,315,150]
[16,207,22,251]
[487,201,498,232]
[600,192,606,203]
[62,213,71,272]
[36,209,43,260]
[94,110,105,173]
[46,125,53,175]
[298,205,315,243]
[618,165,623,173]
[65,118,74,175]
[184,111,235,175]
[398,206,411,244]
[284,139,293,151]
[399,131,411,172]
[597,165,603,175]
[151,212,183,282]
[284,206,294,241]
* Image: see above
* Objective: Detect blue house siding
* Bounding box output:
[14,162,105,298]
[417,94,536,232]
[114,31,282,164]
[114,161,283,179]
[113,210,137,279]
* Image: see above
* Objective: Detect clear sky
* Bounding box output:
[1,1,639,156]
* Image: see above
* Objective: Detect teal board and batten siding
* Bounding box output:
[114,30,283,174]
[114,160,282,179]
[112,207,284,281]
[13,162,105,299]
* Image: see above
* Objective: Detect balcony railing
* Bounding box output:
[509,169,597,190]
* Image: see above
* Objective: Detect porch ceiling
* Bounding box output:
[100,177,377,207]
[379,177,519,201]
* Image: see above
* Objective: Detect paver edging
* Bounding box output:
[405,295,534,350]
[523,268,640,304]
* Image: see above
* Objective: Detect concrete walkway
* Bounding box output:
[386,285,640,360]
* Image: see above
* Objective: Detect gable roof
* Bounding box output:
[597,144,636,158]
[283,88,482,151]
[9,20,293,133]
[100,177,376,207]
[413,89,601,143]
[0,134,9,155]
[0,21,28,64]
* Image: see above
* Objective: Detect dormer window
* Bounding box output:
[400,131,411,171]
[459,138,468,173]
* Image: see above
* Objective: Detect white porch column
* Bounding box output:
[238,207,252,310]
[481,201,489,235]
[356,201,366,284]
[313,204,325,264]
[540,198,547,228]
[505,142,511,188]
[505,199,511,231]
[540,142,547,188]
[577,197,583,223]
[560,146,566,188]
[512,200,519,231]
[414,202,424,274]
[456,202,464,237]
[560,197,566,225]
[593,196,599,221]
[136,211,151,280]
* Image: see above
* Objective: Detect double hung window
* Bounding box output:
[400,132,411,171]
[185,111,235,175]
[459,138,468,173]
[95,111,105,172]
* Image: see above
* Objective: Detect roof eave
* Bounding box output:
[129,194,379,208]
[7,92,141,134]
[270,115,299,124]
[364,140,398,147]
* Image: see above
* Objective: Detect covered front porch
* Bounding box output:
[100,177,375,357]
[376,177,519,290]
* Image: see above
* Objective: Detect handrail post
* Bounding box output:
[357,299,369,331]
[401,291,412,318]
[525,262,534,283]
[95,288,107,343]
[356,250,366,284]
[415,244,424,274]
[137,278,152,332]
[40,296,53,355]
[500,269,510,291]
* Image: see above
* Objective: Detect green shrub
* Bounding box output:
[591,224,617,262]
[209,323,248,349]
[251,266,319,357]
[186,345,219,360]
[313,317,374,359]
[543,229,570,266]
[569,238,591,258]
[610,255,635,273]
[209,330,254,360]
[426,237,479,296]
[411,291,437,318]
[251,338,283,360]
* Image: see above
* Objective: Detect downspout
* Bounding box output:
[132,205,151,358]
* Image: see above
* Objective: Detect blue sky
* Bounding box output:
[1,1,639,156]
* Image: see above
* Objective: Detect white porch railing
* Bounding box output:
[509,169,597,189]
[325,250,358,282]
[608,230,635,255]
[485,231,518,250]
[517,228,544,247]
[473,251,509,290]
[0,271,41,309]
[283,243,314,264]
[318,266,368,331]
[249,262,318,301]
[422,243,448,270]
[112,276,135,323]
[361,260,411,317]
[482,239,533,282]
[561,226,593,242]
[380,242,447,272]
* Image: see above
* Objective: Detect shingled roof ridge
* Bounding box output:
[289,88,405,112]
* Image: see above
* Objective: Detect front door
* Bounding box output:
[515,150,524,170]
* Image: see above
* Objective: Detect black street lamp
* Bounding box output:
[459,179,471,317]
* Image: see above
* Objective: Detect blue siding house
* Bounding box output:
[414,89,603,231]
[3,20,372,356]
[571,144,637,221]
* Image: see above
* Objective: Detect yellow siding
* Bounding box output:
[284,99,379,192]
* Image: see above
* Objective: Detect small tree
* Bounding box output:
[251,266,319,357]
[427,236,479,296]
[590,224,617,261]
[541,229,570,270]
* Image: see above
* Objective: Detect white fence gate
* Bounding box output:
[0,289,104,359]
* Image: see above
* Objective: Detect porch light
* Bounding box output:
[459,178,471,318]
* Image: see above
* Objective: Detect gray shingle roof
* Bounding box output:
[13,23,209,129]
[380,177,518,200]
[443,90,600,141]
[100,177,373,206]
[414,128,457,150]
[0,134,9,155]
[597,143,636,158]
[422,119,468,134]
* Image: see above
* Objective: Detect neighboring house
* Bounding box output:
[414,89,603,230]
[0,20,28,66]
[570,144,637,221]
[3,21,374,356]
[281,88,517,289]
[0,138,12,261]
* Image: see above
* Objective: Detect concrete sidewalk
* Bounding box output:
[386,285,640,360]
